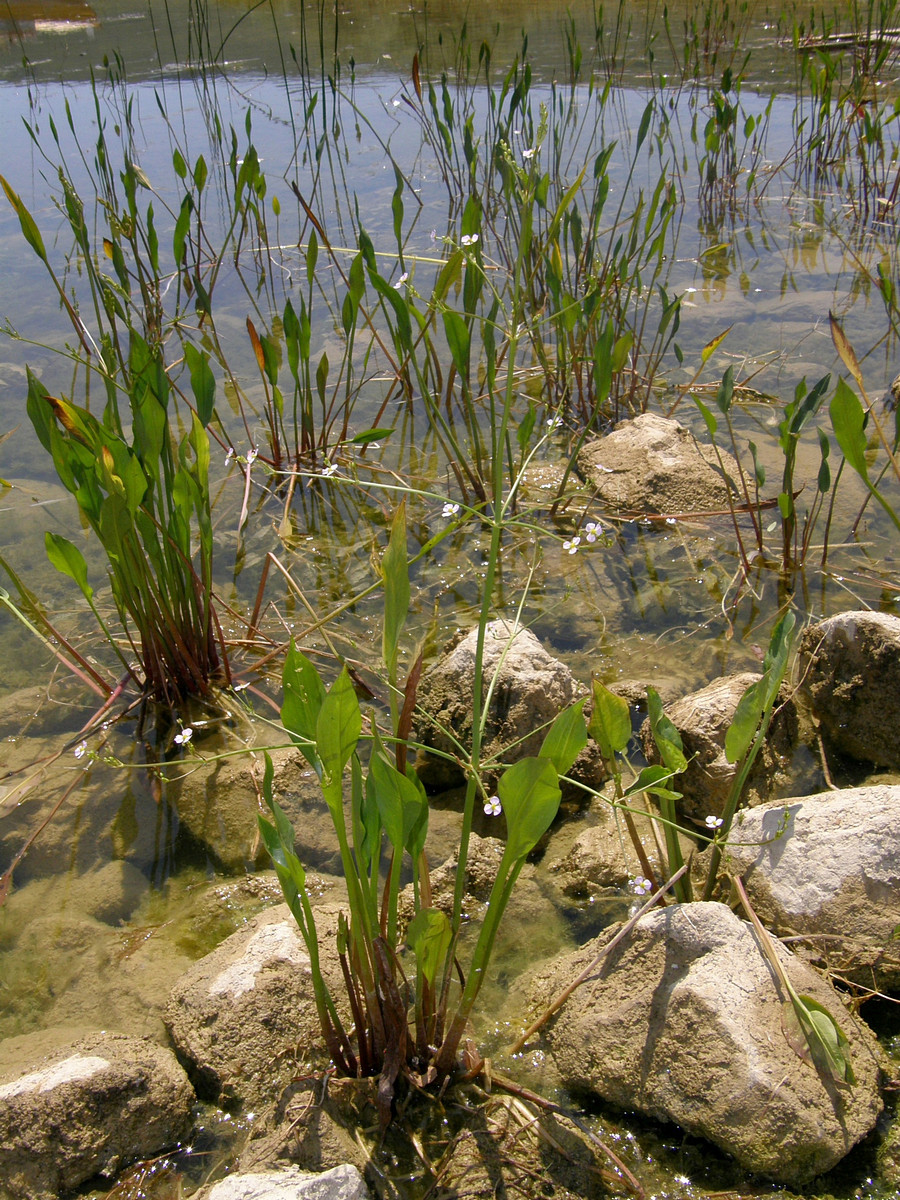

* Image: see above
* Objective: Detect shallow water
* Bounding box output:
[1,1,899,1197]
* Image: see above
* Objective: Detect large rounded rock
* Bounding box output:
[710,786,900,990]
[639,673,799,820]
[799,611,900,770]
[0,1031,193,1200]
[165,903,345,1108]
[414,620,603,796]
[197,1164,369,1200]
[576,413,738,515]
[524,902,883,1184]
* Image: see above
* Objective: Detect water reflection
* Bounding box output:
[0,2,98,43]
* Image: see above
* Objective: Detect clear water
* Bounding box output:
[0,2,899,1197]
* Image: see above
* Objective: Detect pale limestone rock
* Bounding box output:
[524,902,883,1184]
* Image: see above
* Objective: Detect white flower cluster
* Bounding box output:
[563,521,602,554]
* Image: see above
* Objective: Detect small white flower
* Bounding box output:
[546,415,562,428]
[705,815,724,829]
[246,447,258,466]
[174,727,193,745]
[484,795,502,816]
[429,228,437,242]
[442,501,460,518]
[563,536,581,554]
[224,447,235,464]
[522,148,536,160]
[392,98,400,107]
[460,233,479,247]
[630,875,653,896]
[74,740,88,760]
[665,517,677,526]
[583,521,601,543]
[320,461,338,478]
[393,271,409,289]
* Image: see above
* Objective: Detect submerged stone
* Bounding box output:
[576,412,739,515]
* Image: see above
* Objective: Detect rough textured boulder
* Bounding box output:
[799,611,900,770]
[414,620,603,796]
[0,1031,193,1200]
[198,1164,369,1200]
[639,672,799,821]
[711,786,900,990]
[576,413,738,515]
[166,903,344,1107]
[525,902,883,1184]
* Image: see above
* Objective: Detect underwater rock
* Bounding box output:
[0,1030,193,1200]
[166,744,298,873]
[799,611,900,771]
[0,899,192,1043]
[547,806,694,896]
[576,412,739,515]
[198,1163,370,1200]
[638,672,799,821]
[165,902,344,1108]
[525,901,883,1185]
[399,832,505,921]
[708,785,900,991]
[399,833,572,974]
[414,619,604,798]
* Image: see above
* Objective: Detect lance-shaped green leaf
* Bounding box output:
[782,995,856,1086]
[381,501,409,677]
[830,378,869,477]
[499,756,561,863]
[647,687,687,773]
[588,678,632,761]
[539,698,587,777]
[737,875,854,1087]
[623,763,682,800]
[407,907,452,988]
[368,749,427,856]
[45,533,93,601]
[183,342,216,428]
[257,753,308,920]
[830,379,900,532]
[0,174,47,262]
[442,309,471,380]
[316,667,362,806]
[354,756,381,879]
[282,643,325,772]
[725,611,794,765]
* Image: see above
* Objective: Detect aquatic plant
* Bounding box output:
[0,164,226,703]
[256,134,601,1113]
[693,366,836,587]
